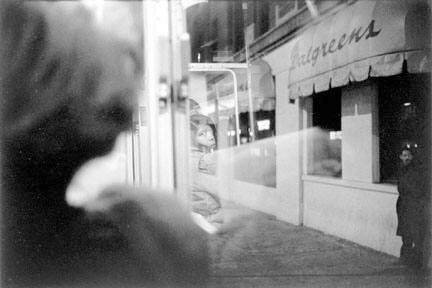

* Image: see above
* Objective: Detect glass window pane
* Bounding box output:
[379,74,430,183]
[309,89,342,177]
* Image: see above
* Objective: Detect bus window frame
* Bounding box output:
[189,63,249,147]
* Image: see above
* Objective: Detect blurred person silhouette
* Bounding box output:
[189,114,222,227]
[0,1,208,287]
[396,144,429,270]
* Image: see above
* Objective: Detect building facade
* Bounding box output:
[186,0,431,257]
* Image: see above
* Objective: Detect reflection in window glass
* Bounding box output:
[234,109,276,187]
[189,71,239,149]
[310,89,342,177]
[189,68,277,189]
[379,74,430,183]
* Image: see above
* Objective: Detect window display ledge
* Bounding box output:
[302,175,397,195]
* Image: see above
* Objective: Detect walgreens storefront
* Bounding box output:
[263,0,430,257]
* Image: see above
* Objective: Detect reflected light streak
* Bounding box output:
[66,128,342,233]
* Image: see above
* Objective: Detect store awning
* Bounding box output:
[267,0,430,99]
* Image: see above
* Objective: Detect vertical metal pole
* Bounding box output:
[167,0,178,191]
[131,123,136,185]
[168,1,192,207]
[242,1,256,143]
[215,84,220,133]
[232,72,241,146]
[136,107,143,186]
[142,0,159,187]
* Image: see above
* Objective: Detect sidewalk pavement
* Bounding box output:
[208,203,431,288]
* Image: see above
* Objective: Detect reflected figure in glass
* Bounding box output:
[189,113,222,227]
